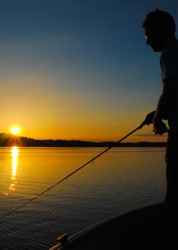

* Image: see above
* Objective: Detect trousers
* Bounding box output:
[165,131,178,236]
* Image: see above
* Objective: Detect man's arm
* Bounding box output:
[153,77,178,134]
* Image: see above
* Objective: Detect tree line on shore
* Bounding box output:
[0,133,166,147]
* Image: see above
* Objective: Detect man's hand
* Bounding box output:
[141,111,168,134]
[141,111,156,127]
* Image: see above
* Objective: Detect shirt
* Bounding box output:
[160,39,178,131]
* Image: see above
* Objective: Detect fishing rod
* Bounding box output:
[2,114,158,218]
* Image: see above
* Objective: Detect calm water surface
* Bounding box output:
[0,147,166,249]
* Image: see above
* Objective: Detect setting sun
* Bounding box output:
[11,126,20,135]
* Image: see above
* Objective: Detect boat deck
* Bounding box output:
[50,202,171,250]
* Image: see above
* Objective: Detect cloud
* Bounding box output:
[136,133,167,137]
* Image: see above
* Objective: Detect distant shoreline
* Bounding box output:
[0,133,166,147]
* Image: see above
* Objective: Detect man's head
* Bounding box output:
[142,9,176,52]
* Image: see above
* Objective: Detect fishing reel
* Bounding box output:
[154,120,168,135]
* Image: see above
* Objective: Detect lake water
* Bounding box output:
[0,147,166,249]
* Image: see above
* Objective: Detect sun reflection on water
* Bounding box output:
[11,146,19,179]
[6,146,19,194]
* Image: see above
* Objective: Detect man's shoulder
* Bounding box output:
[162,40,178,54]
[161,40,178,60]
[160,40,178,80]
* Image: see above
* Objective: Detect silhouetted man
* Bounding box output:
[142,9,178,244]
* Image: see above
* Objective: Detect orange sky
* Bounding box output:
[1,1,176,143]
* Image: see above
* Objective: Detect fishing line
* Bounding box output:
[2,122,145,218]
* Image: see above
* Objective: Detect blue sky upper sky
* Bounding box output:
[1,0,178,142]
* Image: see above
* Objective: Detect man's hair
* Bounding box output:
[142,9,176,36]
